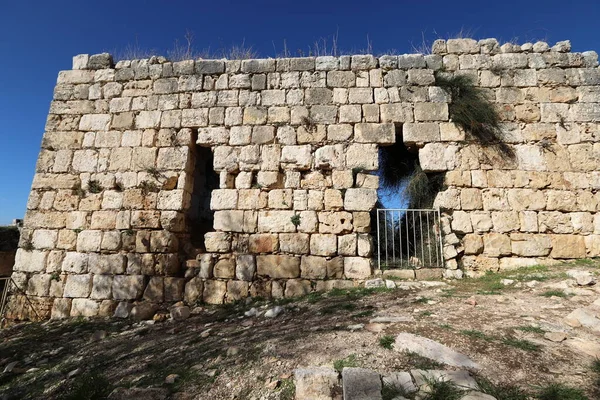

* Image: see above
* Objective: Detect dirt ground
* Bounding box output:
[1,260,599,399]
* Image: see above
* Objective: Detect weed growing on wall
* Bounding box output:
[435,74,514,158]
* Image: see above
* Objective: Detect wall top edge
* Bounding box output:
[71,39,599,71]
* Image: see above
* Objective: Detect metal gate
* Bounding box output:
[376,208,444,270]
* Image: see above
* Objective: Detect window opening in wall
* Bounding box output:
[374,125,445,270]
[188,140,219,252]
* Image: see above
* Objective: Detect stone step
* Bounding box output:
[342,367,382,400]
[294,367,340,400]
[294,366,496,400]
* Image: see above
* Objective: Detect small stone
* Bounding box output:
[265,306,284,318]
[501,279,514,286]
[3,362,18,373]
[170,305,191,321]
[201,329,211,338]
[347,324,364,331]
[544,332,567,342]
[165,374,179,384]
[227,347,239,356]
[465,296,477,306]
[365,323,385,333]
[266,379,280,390]
[566,269,596,286]
[67,368,82,378]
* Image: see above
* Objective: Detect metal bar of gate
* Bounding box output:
[376,208,444,270]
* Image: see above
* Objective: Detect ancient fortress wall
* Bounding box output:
[7,38,600,320]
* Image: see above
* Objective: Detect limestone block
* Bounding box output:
[491,211,520,233]
[354,123,395,144]
[249,234,279,253]
[64,274,92,298]
[26,274,51,297]
[344,257,372,279]
[483,233,511,257]
[76,230,102,252]
[281,145,312,170]
[89,254,126,275]
[285,279,312,298]
[339,105,361,122]
[519,211,539,232]
[214,258,235,279]
[112,275,144,300]
[318,211,353,234]
[323,189,344,210]
[419,143,457,172]
[61,252,88,273]
[256,255,300,278]
[238,190,267,210]
[235,254,255,281]
[451,211,473,234]
[156,147,190,170]
[345,143,378,171]
[507,189,546,211]
[460,189,483,210]
[447,38,479,54]
[550,235,586,258]
[433,188,461,210]
[258,210,296,233]
[225,280,249,303]
[279,233,310,254]
[407,69,435,85]
[90,275,113,300]
[315,145,345,169]
[510,233,552,257]
[348,88,373,104]
[203,280,226,304]
[196,60,225,74]
[184,277,203,304]
[482,189,509,211]
[210,189,238,210]
[198,254,215,278]
[310,234,337,256]
[539,212,573,234]
[213,210,252,233]
[241,59,275,73]
[305,88,333,104]
[344,189,377,211]
[338,234,357,256]
[50,298,72,320]
[70,299,99,318]
[298,211,318,233]
[299,256,327,279]
[164,277,185,302]
[463,234,483,255]
[546,190,577,211]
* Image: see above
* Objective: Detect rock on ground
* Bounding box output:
[394,333,480,369]
[342,367,382,400]
[294,367,340,400]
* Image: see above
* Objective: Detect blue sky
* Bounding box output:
[0,0,599,225]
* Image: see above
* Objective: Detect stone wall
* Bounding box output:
[7,38,600,319]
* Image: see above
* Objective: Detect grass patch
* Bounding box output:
[87,180,103,194]
[382,382,412,400]
[333,354,358,373]
[501,337,541,352]
[278,378,295,400]
[591,358,600,374]
[460,329,494,342]
[439,323,454,330]
[536,383,589,400]
[475,376,529,400]
[540,290,568,298]
[414,297,432,304]
[420,311,433,317]
[404,351,444,370]
[422,377,464,400]
[61,372,112,400]
[320,302,357,314]
[514,326,545,334]
[379,335,395,350]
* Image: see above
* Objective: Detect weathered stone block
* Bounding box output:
[112,275,144,300]
[344,257,371,279]
[550,235,586,258]
[64,274,92,298]
[256,255,300,278]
